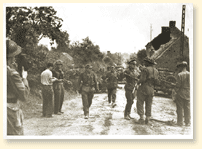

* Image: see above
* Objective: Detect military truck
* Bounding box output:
[155,68,177,95]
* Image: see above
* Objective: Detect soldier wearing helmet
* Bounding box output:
[105,65,118,108]
[123,59,140,120]
[174,61,190,126]
[78,64,98,119]
[136,57,159,124]
[52,60,65,115]
[6,39,30,135]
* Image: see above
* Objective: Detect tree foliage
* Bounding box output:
[105,51,124,66]
[6,6,70,74]
[69,37,104,67]
[6,6,66,50]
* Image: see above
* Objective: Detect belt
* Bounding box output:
[7,98,17,103]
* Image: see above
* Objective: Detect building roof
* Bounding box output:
[146,22,188,60]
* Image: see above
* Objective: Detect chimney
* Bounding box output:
[107,51,110,55]
[169,21,176,28]
[161,27,170,34]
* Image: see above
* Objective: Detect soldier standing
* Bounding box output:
[174,61,190,126]
[105,66,118,108]
[74,67,81,94]
[124,60,139,120]
[136,57,159,124]
[7,39,30,135]
[78,64,98,119]
[52,60,65,115]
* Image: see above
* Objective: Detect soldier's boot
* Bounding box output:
[145,116,150,125]
[112,102,117,108]
[84,112,89,119]
[137,115,145,124]
[125,115,130,120]
[185,123,191,127]
[128,111,134,119]
[128,114,134,119]
[124,111,130,120]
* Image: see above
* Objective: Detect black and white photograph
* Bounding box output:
[3,3,193,139]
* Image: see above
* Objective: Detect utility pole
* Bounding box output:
[180,5,186,57]
[150,24,153,41]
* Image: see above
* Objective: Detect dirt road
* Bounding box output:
[23,85,191,136]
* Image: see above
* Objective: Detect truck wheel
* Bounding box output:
[165,75,176,84]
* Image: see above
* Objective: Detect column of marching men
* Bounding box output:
[6,39,190,135]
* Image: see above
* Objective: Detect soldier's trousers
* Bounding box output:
[53,83,64,114]
[81,91,94,116]
[42,85,54,117]
[7,106,24,135]
[125,89,134,115]
[175,96,190,125]
[107,88,116,103]
[136,89,153,117]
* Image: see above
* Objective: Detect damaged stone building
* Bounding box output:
[145,21,189,71]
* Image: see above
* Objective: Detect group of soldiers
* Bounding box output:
[6,39,190,135]
[75,57,190,127]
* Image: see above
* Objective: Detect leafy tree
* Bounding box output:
[6,6,65,50]
[130,52,137,60]
[69,37,104,67]
[6,6,71,73]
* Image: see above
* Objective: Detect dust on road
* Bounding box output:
[23,84,191,136]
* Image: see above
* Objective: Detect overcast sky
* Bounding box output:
[37,3,193,54]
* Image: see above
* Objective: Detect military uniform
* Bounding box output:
[52,60,65,114]
[74,69,80,93]
[124,60,139,120]
[101,69,110,93]
[136,57,158,124]
[106,67,118,107]
[7,39,30,135]
[175,61,190,126]
[78,65,98,119]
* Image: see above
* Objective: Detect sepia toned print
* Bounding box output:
[4,3,193,139]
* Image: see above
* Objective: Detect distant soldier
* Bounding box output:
[74,67,81,94]
[96,68,103,92]
[7,39,30,135]
[117,68,124,82]
[136,57,159,124]
[174,61,190,126]
[101,67,111,93]
[52,60,65,115]
[105,66,118,108]
[78,64,99,119]
[124,60,140,120]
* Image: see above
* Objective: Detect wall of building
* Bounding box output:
[155,36,189,72]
